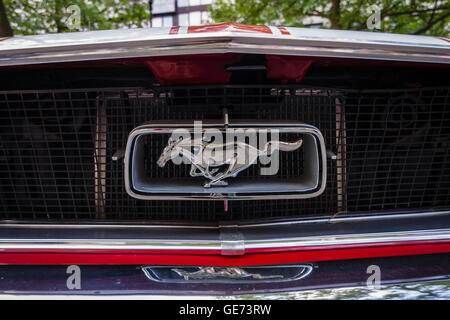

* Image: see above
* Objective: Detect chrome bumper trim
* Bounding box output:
[0,33,449,66]
[0,229,448,252]
[0,211,449,254]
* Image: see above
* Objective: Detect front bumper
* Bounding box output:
[0,253,448,296]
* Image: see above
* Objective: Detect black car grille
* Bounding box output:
[0,85,449,221]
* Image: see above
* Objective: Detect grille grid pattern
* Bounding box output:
[345,89,450,211]
[106,87,336,220]
[0,86,449,221]
[0,91,97,220]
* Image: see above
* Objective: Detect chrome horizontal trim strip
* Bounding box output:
[2,27,448,52]
[0,211,449,253]
[0,27,448,66]
[244,229,450,250]
[243,210,450,228]
[0,228,448,252]
[0,240,223,251]
[0,294,216,300]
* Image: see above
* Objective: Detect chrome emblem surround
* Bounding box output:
[124,121,327,200]
[141,265,314,283]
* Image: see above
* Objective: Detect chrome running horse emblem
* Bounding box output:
[157,136,303,188]
[141,264,314,283]
[171,267,284,281]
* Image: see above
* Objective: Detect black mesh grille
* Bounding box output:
[345,89,450,211]
[0,86,449,221]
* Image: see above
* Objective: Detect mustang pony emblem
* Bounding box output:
[171,267,284,281]
[157,136,303,188]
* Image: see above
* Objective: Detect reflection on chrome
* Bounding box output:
[171,267,284,280]
[157,135,303,188]
[141,265,314,283]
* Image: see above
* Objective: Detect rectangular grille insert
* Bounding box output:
[0,86,449,221]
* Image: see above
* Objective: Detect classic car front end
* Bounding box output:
[0,23,449,296]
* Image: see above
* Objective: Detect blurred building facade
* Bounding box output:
[150,0,326,28]
[151,0,213,27]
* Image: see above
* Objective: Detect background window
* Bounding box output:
[189,11,202,25]
[151,17,162,27]
[152,0,175,14]
[163,16,173,27]
[178,13,189,26]
[177,0,189,7]
[201,11,211,24]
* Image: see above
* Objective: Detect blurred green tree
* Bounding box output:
[0,0,12,36]
[209,0,450,36]
[0,0,150,36]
